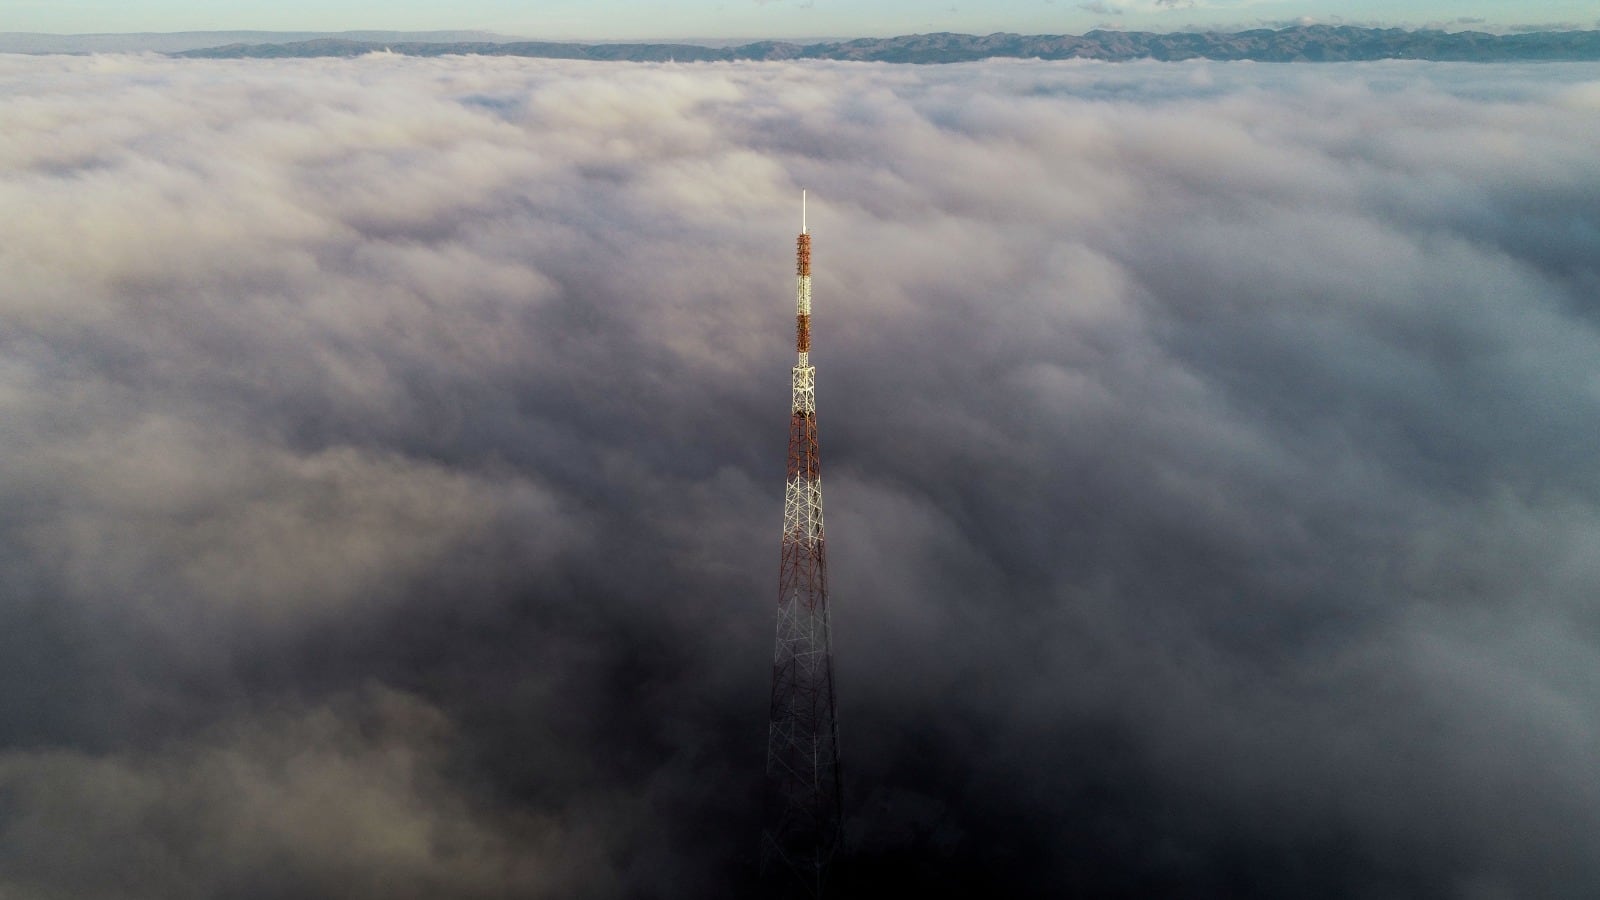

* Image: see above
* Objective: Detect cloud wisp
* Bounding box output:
[1,53,1599,897]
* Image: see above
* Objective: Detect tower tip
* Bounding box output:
[802,189,807,235]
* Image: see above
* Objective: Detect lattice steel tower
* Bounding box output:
[763,192,843,899]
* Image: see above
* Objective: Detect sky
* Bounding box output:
[4,0,1600,39]
[2,51,1600,898]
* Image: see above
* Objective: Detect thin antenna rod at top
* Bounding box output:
[802,189,807,235]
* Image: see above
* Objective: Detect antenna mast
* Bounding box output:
[762,191,844,898]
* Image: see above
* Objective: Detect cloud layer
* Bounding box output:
[2,53,1599,897]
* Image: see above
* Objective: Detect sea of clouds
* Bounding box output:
[2,52,1599,898]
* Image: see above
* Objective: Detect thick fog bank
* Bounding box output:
[2,55,1599,898]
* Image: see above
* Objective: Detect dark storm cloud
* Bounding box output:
[1,53,1599,898]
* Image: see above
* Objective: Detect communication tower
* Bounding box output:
[762,192,844,898]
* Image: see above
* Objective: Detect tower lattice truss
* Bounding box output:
[763,198,843,899]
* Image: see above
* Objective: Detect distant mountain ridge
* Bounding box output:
[0,30,520,55]
[170,26,1600,63]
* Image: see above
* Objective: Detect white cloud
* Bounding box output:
[2,53,1600,895]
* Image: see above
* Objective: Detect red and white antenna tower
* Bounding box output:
[763,191,844,898]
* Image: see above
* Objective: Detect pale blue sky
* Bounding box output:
[6,0,1597,40]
